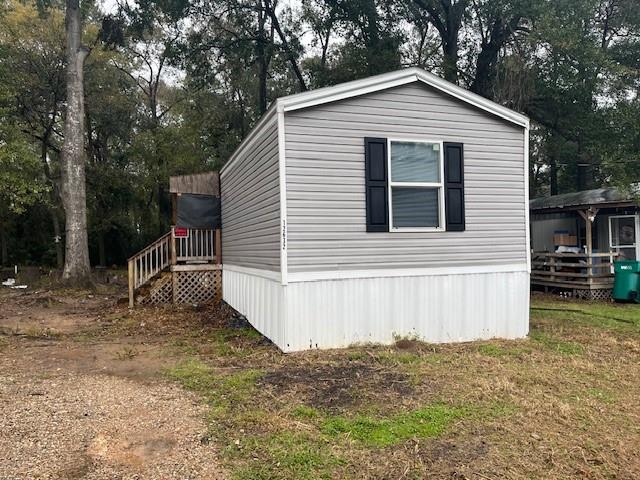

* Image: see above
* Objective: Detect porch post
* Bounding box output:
[128,259,134,308]
[585,212,593,256]
[170,227,177,266]
[578,207,599,288]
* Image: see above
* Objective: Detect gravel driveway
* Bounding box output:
[0,289,225,480]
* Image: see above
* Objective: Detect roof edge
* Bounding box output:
[530,200,638,213]
[530,187,639,211]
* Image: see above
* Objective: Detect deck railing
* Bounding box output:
[173,227,216,263]
[531,251,619,289]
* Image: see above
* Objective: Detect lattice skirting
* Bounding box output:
[174,270,222,304]
[136,269,221,305]
[575,288,612,301]
[139,273,173,305]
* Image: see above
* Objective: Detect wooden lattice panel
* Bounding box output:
[138,272,173,305]
[174,270,221,304]
[575,288,612,301]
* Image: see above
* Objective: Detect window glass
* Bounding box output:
[390,141,440,183]
[392,187,439,228]
[611,217,636,246]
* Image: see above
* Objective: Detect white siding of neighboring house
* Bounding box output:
[284,82,527,274]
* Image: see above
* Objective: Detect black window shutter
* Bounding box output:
[444,142,465,231]
[364,137,388,232]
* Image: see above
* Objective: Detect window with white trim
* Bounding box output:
[388,140,444,230]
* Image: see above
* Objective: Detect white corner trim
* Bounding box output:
[220,105,278,176]
[222,264,282,282]
[286,263,530,283]
[524,126,531,274]
[277,105,288,286]
[279,67,529,128]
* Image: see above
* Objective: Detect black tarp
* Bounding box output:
[176,194,221,228]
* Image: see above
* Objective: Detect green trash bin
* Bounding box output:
[612,261,640,303]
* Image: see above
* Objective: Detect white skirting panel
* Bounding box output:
[223,267,530,353]
[222,267,285,348]
[283,270,529,352]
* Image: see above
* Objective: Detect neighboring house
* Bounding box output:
[221,67,531,352]
[529,187,639,299]
[530,188,639,258]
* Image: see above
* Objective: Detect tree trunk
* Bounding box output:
[413,0,465,84]
[549,156,558,196]
[472,43,498,98]
[264,0,307,92]
[256,3,268,114]
[442,34,459,83]
[470,17,522,99]
[60,0,91,286]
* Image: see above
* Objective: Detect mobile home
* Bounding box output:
[220,67,531,352]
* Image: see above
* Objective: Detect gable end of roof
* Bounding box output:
[278,67,529,128]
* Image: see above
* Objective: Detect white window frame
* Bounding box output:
[387,138,445,232]
[608,214,640,260]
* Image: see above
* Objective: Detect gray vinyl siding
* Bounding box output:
[221,113,280,271]
[284,82,527,273]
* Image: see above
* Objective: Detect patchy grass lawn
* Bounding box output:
[156,294,640,479]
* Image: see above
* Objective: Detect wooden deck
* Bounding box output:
[531,251,618,299]
[128,227,221,307]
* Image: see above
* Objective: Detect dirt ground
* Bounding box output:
[2,286,640,480]
[0,287,226,480]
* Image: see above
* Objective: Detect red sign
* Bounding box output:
[173,227,189,238]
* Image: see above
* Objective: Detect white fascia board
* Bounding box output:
[286,263,530,283]
[220,104,278,176]
[279,67,530,129]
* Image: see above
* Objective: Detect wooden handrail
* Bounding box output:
[533,252,611,259]
[532,251,620,258]
[127,231,172,262]
[128,232,173,307]
[531,261,615,268]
